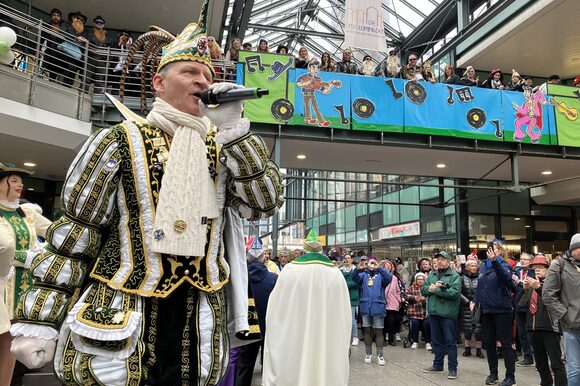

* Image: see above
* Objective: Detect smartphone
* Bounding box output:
[527,269,536,279]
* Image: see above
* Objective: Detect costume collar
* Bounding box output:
[292,252,335,267]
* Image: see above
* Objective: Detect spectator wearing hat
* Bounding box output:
[473,240,517,386]
[108,30,133,94]
[461,66,479,87]
[399,53,422,81]
[336,49,358,74]
[59,11,88,88]
[275,45,288,55]
[40,8,68,83]
[352,256,392,366]
[572,76,580,87]
[460,257,484,358]
[263,230,351,386]
[417,258,432,275]
[257,38,268,53]
[242,42,252,51]
[510,76,533,92]
[481,69,505,90]
[543,233,580,386]
[506,69,522,90]
[294,46,309,69]
[512,253,535,367]
[375,50,400,78]
[421,251,461,380]
[405,272,431,350]
[517,255,567,386]
[87,15,113,93]
[359,55,374,76]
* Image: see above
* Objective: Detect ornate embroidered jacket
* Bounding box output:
[15,120,284,333]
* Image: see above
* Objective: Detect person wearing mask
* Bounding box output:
[543,233,580,386]
[341,255,360,346]
[473,240,517,386]
[263,230,351,386]
[336,49,358,74]
[421,251,461,380]
[352,256,392,365]
[294,46,309,69]
[405,273,430,350]
[517,255,567,386]
[235,239,277,386]
[460,257,484,358]
[513,253,535,367]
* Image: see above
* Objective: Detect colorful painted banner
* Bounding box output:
[236,53,580,147]
[378,221,421,239]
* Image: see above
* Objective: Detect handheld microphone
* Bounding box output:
[196,87,269,105]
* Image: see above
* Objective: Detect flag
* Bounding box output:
[343,0,389,52]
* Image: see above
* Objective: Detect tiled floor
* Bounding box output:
[24,341,544,385]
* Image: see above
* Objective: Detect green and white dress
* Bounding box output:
[0,201,51,334]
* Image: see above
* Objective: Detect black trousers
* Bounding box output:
[235,340,263,386]
[385,310,402,341]
[530,330,567,386]
[482,312,516,380]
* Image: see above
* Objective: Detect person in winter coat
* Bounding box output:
[405,273,431,350]
[543,233,580,386]
[513,253,535,367]
[236,243,278,386]
[421,251,461,380]
[351,256,392,366]
[473,240,517,386]
[341,254,360,346]
[383,259,404,346]
[460,257,484,358]
[517,255,567,386]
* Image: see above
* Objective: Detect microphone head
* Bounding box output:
[256,88,269,97]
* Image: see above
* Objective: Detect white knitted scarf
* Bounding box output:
[147,98,220,257]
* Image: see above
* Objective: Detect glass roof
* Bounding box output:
[221,0,446,63]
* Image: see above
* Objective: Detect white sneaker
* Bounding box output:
[351,337,359,346]
[426,343,432,351]
[377,355,385,366]
[411,342,418,350]
[364,355,372,364]
[396,333,402,342]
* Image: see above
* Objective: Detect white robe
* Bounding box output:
[262,255,351,386]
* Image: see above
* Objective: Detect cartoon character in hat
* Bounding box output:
[512,86,547,143]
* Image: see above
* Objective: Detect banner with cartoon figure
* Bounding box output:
[238,51,295,125]
[292,66,352,129]
[546,84,580,146]
[501,88,556,145]
[351,77,405,132]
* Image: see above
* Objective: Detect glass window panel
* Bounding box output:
[422,218,444,233]
[370,197,382,214]
[420,179,439,201]
[531,206,572,217]
[469,215,496,242]
[400,187,419,222]
[345,205,356,232]
[467,182,499,214]
[328,211,336,224]
[501,216,526,241]
[535,220,569,233]
[346,231,357,244]
[499,191,530,216]
[336,232,345,245]
[336,208,345,233]
[356,203,367,216]
[383,192,399,225]
[444,179,456,215]
[328,235,335,247]
[445,215,456,234]
[357,230,368,243]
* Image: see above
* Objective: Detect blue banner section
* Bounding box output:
[350,77,405,132]
[292,69,352,129]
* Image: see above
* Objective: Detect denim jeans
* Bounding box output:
[351,306,358,338]
[410,317,431,343]
[430,315,458,372]
[564,330,580,386]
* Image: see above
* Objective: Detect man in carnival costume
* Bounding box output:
[262,230,351,386]
[9,1,284,384]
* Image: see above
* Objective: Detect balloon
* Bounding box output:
[0,27,17,47]
[0,50,15,65]
[0,41,9,55]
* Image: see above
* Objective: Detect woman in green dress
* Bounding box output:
[0,163,51,386]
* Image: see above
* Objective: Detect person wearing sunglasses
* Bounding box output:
[399,53,422,81]
[87,15,112,93]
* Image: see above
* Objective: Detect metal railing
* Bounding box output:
[0,3,237,121]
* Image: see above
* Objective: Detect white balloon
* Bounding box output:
[0,26,17,47]
[0,50,15,64]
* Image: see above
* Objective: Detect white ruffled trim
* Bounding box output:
[0,266,15,281]
[20,202,43,215]
[0,199,19,210]
[66,302,142,341]
[10,323,59,340]
[216,118,250,144]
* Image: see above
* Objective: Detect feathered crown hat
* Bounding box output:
[120,0,214,114]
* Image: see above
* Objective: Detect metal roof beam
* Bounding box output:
[246,23,345,40]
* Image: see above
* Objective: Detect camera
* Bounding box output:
[440,282,449,290]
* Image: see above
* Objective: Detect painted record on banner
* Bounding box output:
[271,98,294,122]
[405,81,427,104]
[466,107,487,129]
[352,98,375,119]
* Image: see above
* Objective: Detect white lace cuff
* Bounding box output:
[0,266,15,281]
[10,323,59,340]
[216,118,250,144]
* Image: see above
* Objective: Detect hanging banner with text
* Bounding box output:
[343,0,388,52]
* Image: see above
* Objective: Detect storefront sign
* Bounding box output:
[378,221,420,240]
